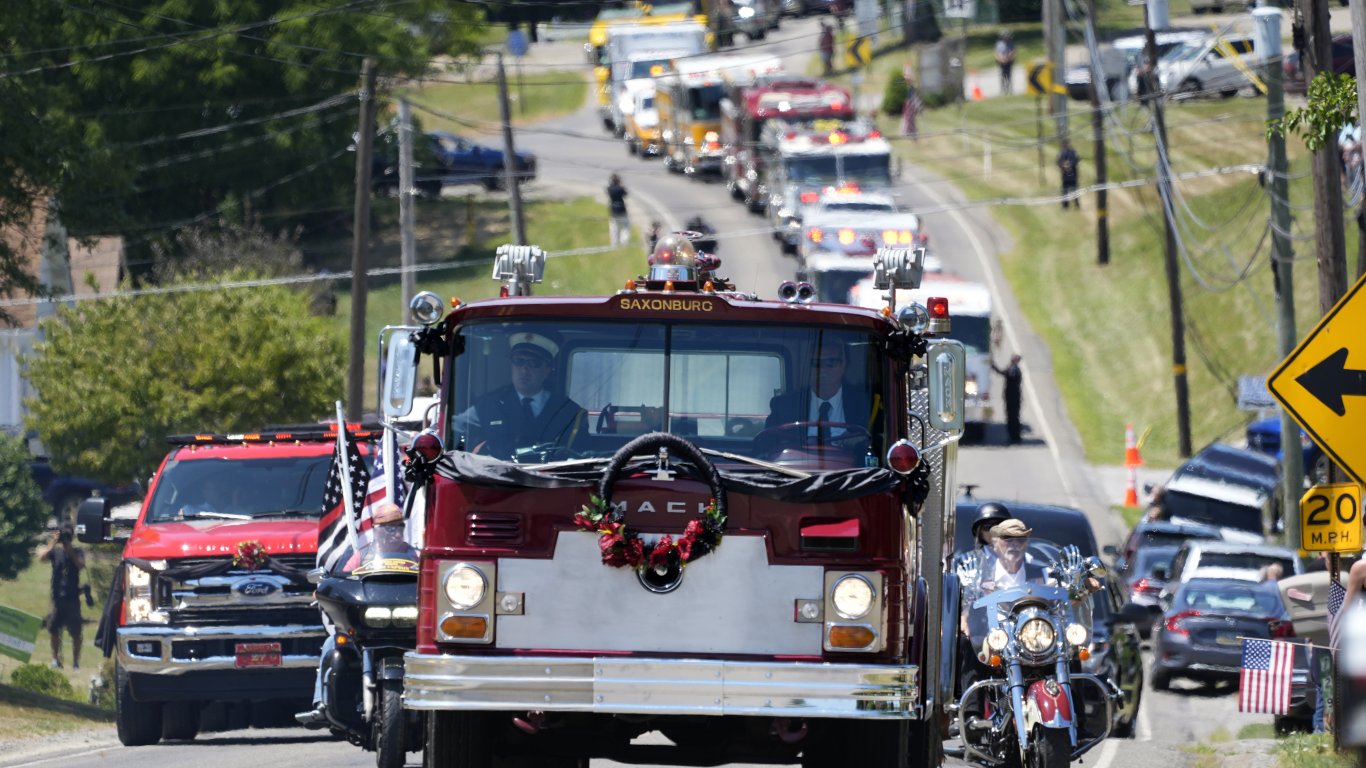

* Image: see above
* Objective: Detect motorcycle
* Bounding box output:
[311,526,423,768]
[953,539,1119,768]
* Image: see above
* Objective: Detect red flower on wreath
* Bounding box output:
[232,540,269,571]
[573,496,725,573]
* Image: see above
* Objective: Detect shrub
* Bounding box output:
[10,663,76,700]
[882,74,908,117]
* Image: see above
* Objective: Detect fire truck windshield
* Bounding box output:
[687,85,726,121]
[146,455,340,523]
[447,320,887,470]
[785,153,891,186]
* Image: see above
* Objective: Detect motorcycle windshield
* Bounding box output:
[344,530,419,578]
[961,537,1096,650]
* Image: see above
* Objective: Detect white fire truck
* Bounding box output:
[763,121,894,253]
[379,242,967,767]
[797,190,926,304]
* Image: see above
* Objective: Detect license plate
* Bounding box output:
[235,642,282,668]
[1215,632,1242,646]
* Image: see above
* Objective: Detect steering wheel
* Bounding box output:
[751,421,872,460]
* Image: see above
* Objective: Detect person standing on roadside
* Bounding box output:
[819,22,835,76]
[40,523,88,670]
[606,173,630,246]
[1057,140,1081,209]
[991,354,1024,444]
[901,73,923,139]
[995,31,1017,95]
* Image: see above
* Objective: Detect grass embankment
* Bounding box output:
[400,69,587,133]
[826,12,1355,468]
[330,195,644,405]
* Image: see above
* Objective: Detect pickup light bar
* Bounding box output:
[167,426,382,445]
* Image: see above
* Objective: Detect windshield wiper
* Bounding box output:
[183,510,252,521]
[699,448,811,479]
[250,509,319,519]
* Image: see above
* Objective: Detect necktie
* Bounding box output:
[521,396,535,421]
[817,400,832,443]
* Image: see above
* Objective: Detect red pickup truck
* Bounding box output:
[82,428,375,746]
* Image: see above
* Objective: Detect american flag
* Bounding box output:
[317,424,370,573]
[1328,579,1346,653]
[1238,638,1294,715]
[358,429,406,541]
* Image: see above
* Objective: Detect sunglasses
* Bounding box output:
[810,356,845,368]
[511,355,549,369]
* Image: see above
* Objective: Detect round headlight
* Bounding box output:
[1017,618,1056,653]
[987,628,1009,651]
[1065,623,1089,646]
[832,575,875,620]
[444,564,487,610]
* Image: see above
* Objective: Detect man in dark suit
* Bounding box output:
[765,342,872,441]
[453,332,586,459]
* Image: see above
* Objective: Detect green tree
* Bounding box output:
[0,0,484,309]
[1267,72,1358,151]
[0,432,47,580]
[22,273,345,484]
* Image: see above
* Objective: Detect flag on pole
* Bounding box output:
[317,422,370,573]
[1328,579,1346,652]
[1238,638,1294,715]
[358,428,406,541]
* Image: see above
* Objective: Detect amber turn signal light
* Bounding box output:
[1078,648,1091,661]
[441,615,488,639]
[988,654,1002,668]
[827,625,875,649]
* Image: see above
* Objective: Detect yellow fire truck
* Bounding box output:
[655,51,782,176]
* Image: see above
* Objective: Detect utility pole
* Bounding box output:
[1256,7,1303,553]
[1145,9,1192,459]
[1085,0,1108,265]
[347,58,377,423]
[496,51,527,246]
[398,99,417,315]
[1303,0,1349,310]
[1045,0,1067,140]
[1353,0,1366,278]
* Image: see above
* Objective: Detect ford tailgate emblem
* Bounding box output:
[235,580,278,597]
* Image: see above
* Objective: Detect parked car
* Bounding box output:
[13,431,142,525]
[730,0,778,40]
[428,130,537,191]
[1162,473,1273,543]
[954,500,1145,738]
[1150,577,1313,730]
[1117,544,1180,638]
[1164,540,1303,589]
[1172,442,1283,532]
[1246,415,1330,486]
[1109,519,1225,574]
[1284,34,1353,95]
[1139,34,1260,99]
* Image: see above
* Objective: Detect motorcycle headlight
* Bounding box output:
[987,628,1009,651]
[391,606,419,628]
[1065,623,1089,646]
[444,564,488,610]
[831,575,875,619]
[364,606,393,627]
[1017,617,1056,653]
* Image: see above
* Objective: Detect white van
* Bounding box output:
[1162,474,1273,544]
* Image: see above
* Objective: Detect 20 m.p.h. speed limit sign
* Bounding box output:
[1299,483,1362,554]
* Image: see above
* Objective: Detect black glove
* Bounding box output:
[82,584,95,608]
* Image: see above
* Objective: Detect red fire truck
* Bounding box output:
[381,242,965,767]
[720,75,854,213]
[80,428,376,746]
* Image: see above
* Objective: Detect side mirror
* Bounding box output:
[925,340,966,433]
[381,329,420,420]
[307,567,326,585]
[76,497,110,544]
[1102,544,1118,559]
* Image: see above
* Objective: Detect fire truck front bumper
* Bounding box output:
[404,654,920,719]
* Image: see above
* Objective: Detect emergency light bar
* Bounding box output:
[166,426,382,445]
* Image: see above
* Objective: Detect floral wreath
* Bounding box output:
[573,494,726,574]
[232,540,269,571]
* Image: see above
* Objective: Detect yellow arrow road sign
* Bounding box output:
[844,36,871,70]
[1026,60,1051,96]
[1299,483,1362,554]
[1268,271,1366,487]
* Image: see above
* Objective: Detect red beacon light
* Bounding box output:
[408,430,445,463]
[885,440,921,475]
[927,296,949,319]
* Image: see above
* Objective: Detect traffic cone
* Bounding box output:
[1124,423,1142,468]
[970,75,984,101]
[1122,423,1142,508]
